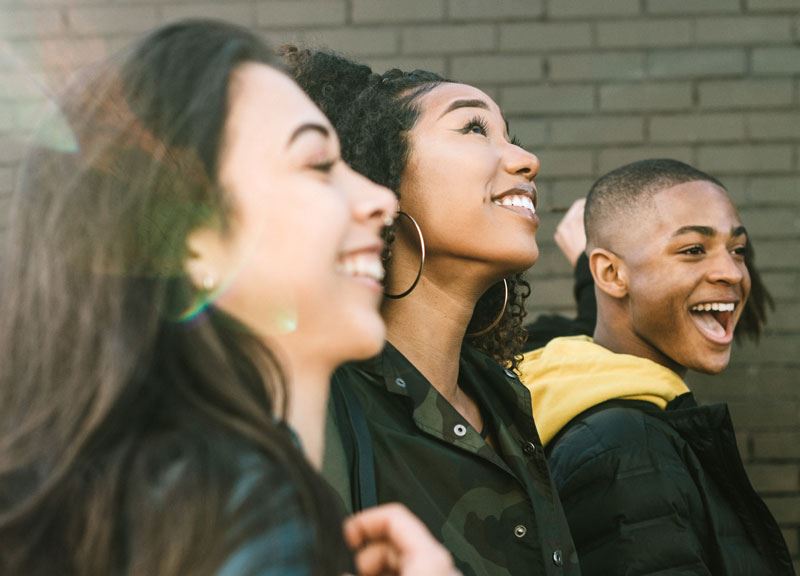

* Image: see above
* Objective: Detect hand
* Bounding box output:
[553,198,587,268]
[344,503,461,576]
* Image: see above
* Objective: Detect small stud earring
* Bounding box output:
[383,215,395,227]
[201,274,216,292]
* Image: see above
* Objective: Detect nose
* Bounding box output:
[504,142,540,181]
[708,250,746,286]
[347,166,398,226]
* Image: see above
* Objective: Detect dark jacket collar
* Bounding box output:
[359,341,531,410]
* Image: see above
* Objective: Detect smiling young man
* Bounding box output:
[519,159,795,575]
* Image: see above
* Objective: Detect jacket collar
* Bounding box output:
[519,336,690,446]
[365,341,531,410]
[354,342,538,470]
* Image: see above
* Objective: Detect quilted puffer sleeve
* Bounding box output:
[548,407,714,576]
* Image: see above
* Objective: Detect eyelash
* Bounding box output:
[680,245,748,257]
[310,159,336,173]
[681,245,705,256]
[461,115,488,136]
[460,116,523,147]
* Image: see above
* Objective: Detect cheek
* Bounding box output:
[279,215,347,285]
[405,138,495,199]
[234,202,347,295]
[629,274,680,330]
[402,157,486,242]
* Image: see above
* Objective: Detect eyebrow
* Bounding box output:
[672,225,749,238]
[437,98,490,120]
[286,122,330,148]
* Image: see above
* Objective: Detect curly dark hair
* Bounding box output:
[282,46,530,366]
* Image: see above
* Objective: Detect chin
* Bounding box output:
[343,317,386,361]
[500,245,539,275]
[521,248,540,270]
[686,351,732,375]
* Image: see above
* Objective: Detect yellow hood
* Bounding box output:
[518,336,689,446]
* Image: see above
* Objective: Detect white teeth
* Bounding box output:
[690,302,735,312]
[494,195,535,214]
[337,254,384,282]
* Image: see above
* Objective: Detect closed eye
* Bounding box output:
[310,158,336,173]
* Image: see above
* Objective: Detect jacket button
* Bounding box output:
[453,424,467,437]
[552,549,563,567]
[394,377,406,388]
[523,442,537,456]
[513,524,527,538]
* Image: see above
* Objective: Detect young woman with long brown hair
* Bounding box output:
[0,20,457,576]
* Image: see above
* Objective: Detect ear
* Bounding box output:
[589,248,629,299]
[184,225,226,291]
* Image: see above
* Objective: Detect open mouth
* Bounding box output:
[335,251,384,285]
[688,301,737,345]
[491,183,538,221]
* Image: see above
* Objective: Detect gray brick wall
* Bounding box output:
[1,0,798,568]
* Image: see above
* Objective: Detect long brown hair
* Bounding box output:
[0,20,346,576]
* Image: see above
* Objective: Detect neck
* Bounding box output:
[274,345,331,470]
[593,307,688,379]
[382,273,484,402]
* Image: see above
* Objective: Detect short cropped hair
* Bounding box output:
[583,158,773,341]
[585,158,725,250]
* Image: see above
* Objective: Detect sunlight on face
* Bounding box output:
[400,83,541,282]
[188,64,395,366]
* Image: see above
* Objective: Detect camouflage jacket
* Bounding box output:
[323,342,580,576]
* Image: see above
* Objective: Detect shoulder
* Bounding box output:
[553,401,677,455]
[215,452,315,576]
[548,402,687,490]
[134,428,318,575]
[331,355,412,416]
[331,361,391,416]
[550,404,707,547]
[139,427,312,522]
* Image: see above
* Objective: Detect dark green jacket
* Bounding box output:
[323,342,580,576]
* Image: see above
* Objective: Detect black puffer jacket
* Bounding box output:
[547,394,795,576]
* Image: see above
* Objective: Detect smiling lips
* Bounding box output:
[492,183,537,220]
[688,300,739,344]
[335,250,384,283]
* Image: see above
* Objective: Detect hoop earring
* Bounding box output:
[467,279,509,338]
[384,211,426,299]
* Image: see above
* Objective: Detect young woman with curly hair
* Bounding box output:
[284,48,580,576]
[0,21,459,576]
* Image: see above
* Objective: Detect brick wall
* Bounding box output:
[1,0,798,568]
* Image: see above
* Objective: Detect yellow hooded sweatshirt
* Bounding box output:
[518,335,690,447]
